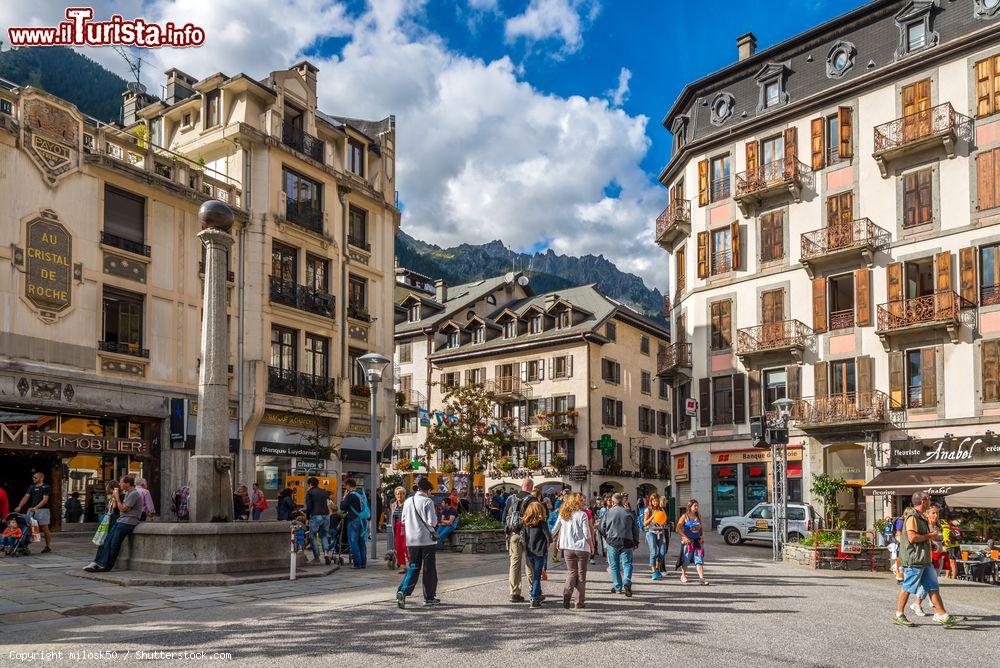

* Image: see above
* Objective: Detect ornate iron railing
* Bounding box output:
[655,199,691,242]
[282,119,325,162]
[488,376,531,399]
[793,391,892,426]
[735,158,808,198]
[535,412,578,435]
[347,234,371,251]
[657,342,692,376]
[873,102,972,154]
[736,319,813,355]
[395,388,427,410]
[98,340,149,358]
[285,200,324,234]
[800,217,890,261]
[100,231,151,257]
[269,275,335,318]
[711,249,731,275]
[981,285,1000,307]
[829,309,855,330]
[267,366,335,398]
[347,304,371,322]
[710,176,730,202]
[876,290,974,331]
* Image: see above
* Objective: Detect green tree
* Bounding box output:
[425,383,514,474]
[810,473,848,530]
[289,386,344,460]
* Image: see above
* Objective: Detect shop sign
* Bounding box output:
[673,453,690,482]
[711,447,803,465]
[254,442,321,458]
[261,411,316,428]
[189,402,238,419]
[889,434,1000,468]
[685,398,698,417]
[0,424,149,457]
[23,213,73,322]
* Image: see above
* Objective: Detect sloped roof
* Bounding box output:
[395,274,520,334]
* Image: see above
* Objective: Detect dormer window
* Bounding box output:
[764,81,780,108]
[754,62,791,113]
[826,41,856,80]
[487,295,496,305]
[894,1,938,59]
[205,90,221,128]
[530,314,543,334]
[556,310,571,329]
[448,331,459,348]
[906,22,926,51]
[504,320,517,338]
[348,138,365,177]
[473,327,485,344]
[408,303,420,322]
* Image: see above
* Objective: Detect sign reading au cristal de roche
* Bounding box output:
[889,434,1000,467]
[21,210,73,322]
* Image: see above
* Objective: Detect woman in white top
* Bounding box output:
[552,493,594,609]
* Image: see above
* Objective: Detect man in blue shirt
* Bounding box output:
[339,478,367,568]
[436,500,459,547]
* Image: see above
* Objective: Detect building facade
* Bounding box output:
[656,0,1000,530]
[394,269,672,500]
[0,60,398,524]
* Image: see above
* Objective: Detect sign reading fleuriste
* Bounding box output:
[889,434,1000,467]
[23,212,73,322]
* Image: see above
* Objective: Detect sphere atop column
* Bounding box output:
[199,200,235,232]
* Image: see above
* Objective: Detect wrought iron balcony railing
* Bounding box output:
[100,231,151,257]
[876,290,974,333]
[395,388,427,412]
[267,366,336,399]
[800,217,890,263]
[735,158,809,200]
[736,319,814,357]
[281,119,325,163]
[98,340,149,358]
[791,391,894,428]
[535,412,578,436]
[488,376,531,400]
[873,102,971,156]
[982,285,1000,307]
[347,234,371,252]
[347,304,371,322]
[285,199,324,234]
[269,275,335,318]
[654,199,691,248]
[656,342,692,378]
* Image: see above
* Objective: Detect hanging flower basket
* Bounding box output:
[394,458,412,472]
[525,456,542,471]
[550,454,568,470]
[440,461,457,473]
[497,457,516,472]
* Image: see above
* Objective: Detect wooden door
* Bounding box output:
[826,191,854,250]
[902,79,931,142]
[761,289,785,345]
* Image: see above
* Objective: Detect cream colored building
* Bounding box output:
[0,60,398,520]
[394,269,672,500]
[655,0,1000,532]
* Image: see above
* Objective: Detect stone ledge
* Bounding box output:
[783,542,892,572]
[445,529,506,554]
[69,562,339,587]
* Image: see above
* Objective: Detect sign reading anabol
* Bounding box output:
[23,211,73,322]
[889,434,1000,467]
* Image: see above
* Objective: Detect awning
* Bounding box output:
[862,466,1000,497]
[946,483,1000,509]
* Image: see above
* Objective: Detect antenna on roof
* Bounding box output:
[112,46,146,94]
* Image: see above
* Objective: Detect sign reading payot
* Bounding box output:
[889,434,1000,467]
[685,398,698,417]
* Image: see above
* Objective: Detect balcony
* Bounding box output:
[98,340,149,358]
[395,388,427,414]
[872,102,972,178]
[656,342,692,381]
[347,304,371,322]
[799,218,891,278]
[736,319,814,368]
[269,275,335,318]
[267,366,336,399]
[790,391,898,430]
[534,411,578,439]
[198,261,235,282]
[281,119,325,163]
[654,199,691,250]
[489,377,531,401]
[100,231,150,258]
[285,200,324,235]
[347,235,371,252]
[982,285,1000,307]
[734,158,809,215]
[876,290,976,348]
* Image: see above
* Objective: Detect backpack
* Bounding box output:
[504,493,530,534]
[355,490,371,521]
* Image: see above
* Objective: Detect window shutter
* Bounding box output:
[698,159,709,206]
[748,370,762,418]
[887,263,903,303]
[567,394,576,410]
[698,378,711,427]
[857,355,873,396]
[784,126,798,165]
[960,246,977,304]
[745,140,759,173]
[772,211,784,261]
[697,231,709,279]
[721,300,732,348]
[921,348,937,407]
[855,268,872,326]
[810,117,825,170]
[732,373,746,424]
[760,214,773,262]
[812,277,827,333]
[567,355,573,378]
[976,57,994,118]
[838,107,853,159]
[889,351,904,408]
[903,172,918,228]
[978,150,996,211]
[983,340,1000,403]
[538,358,545,379]
[730,222,741,270]
[917,169,933,225]
[936,251,953,293]
[520,362,527,383]
[616,400,623,427]
[813,361,828,397]
[786,365,800,400]
[495,364,501,379]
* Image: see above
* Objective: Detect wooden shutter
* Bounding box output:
[567,355,573,378]
[813,361,828,397]
[889,351,905,408]
[730,222,741,270]
[697,231,708,278]
[676,248,686,292]
[960,246,978,304]
[810,117,825,170]
[936,251,953,293]
[699,378,711,427]
[812,277,827,333]
[732,373,746,424]
[748,370,762,418]
[746,140,759,174]
[784,126,798,165]
[983,340,1000,403]
[921,348,937,407]
[887,262,903,302]
[857,355,873,395]
[976,57,994,118]
[615,400,623,427]
[903,172,918,228]
[918,169,933,225]
[786,365,800,400]
[538,358,545,380]
[698,159,709,206]
[977,148,1000,211]
[721,300,732,348]
[760,213,773,262]
[855,268,872,326]
[838,106,853,159]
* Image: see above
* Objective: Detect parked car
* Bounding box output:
[717,502,817,545]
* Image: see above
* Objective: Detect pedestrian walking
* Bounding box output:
[601,493,641,597]
[396,477,440,609]
[909,504,947,618]
[250,482,268,520]
[84,476,142,572]
[15,472,52,553]
[676,499,708,585]
[521,501,552,608]
[340,478,369,568]
[893,492,963,628]
[136,478,156,521]
[643,493,669,580]
[390,486,410,571]
[503,479,537,603]
[305,477,333,565]
[64,492,84,524]
[553,492,593,609]
[276,488,296,521]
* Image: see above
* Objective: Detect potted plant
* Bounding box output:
[550,454,568,470]
[497,457,515,473]
[604,460,622,474]
[351,384,370,398]
[524,456,542,471]
[396,391,406,407]
[394,458,412,472]
[440,460,457,473]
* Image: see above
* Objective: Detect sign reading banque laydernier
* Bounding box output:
[23,211,73,322]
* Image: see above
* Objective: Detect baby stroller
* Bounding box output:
[328,513,348,566]
[3,513,33,557]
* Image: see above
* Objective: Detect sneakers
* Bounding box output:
[909,602,928,617]
[651,571,662,581]
[83,562,105,573]
[422,598,440,608]
[623,584,633,598]
[610,587,621,594]
[700,579,710,586]
[396,592,406,609]
[933,614,964,628]
[680,574,688,583]
[541,570,548,581]
[40,546,52,554]
[893,612,915,627]
[563,592,572,609]
[510,594,526,603]
[530,598,541,608]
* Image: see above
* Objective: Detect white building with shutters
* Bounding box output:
[655,0,1000,532]
[393,271,672,501]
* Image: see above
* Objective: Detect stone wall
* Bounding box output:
[445,529,506,554]
[784,543,892,572]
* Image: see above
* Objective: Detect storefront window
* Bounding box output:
[712,465,739,527]
[744,463,768,508]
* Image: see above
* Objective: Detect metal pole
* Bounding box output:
[770,441,779,561]
[781,440,788,553]
[368,377,379,560]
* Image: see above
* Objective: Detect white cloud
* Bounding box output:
[503,0,600,54]
[607,66,631,107]
[0,0,667,290]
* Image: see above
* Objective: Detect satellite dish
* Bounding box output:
[517,275,529,287]
[504,272,515,284]
[126,81,147,95]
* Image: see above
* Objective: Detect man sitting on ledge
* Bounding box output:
[85,475,142,573]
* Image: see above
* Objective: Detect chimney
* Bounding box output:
[165,68,197,105]
[737,32,757,61]
[292,60,319,100]
[435,279,448,303]
[121,82,156,126]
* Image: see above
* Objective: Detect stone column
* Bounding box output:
[189,200,236,523]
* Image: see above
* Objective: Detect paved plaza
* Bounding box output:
[1,533,998,667]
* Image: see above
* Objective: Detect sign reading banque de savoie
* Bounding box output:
[24,213,73,321]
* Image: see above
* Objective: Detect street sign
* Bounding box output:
[684,398,698,417]
[568,465,588,481]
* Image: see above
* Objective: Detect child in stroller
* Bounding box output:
[3,513,32,557]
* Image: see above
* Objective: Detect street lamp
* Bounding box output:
[357,352,391,561]
[770,397,795,561]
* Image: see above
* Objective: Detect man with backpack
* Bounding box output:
[503,479,537,603]
[305,477,333,565]
[601,493,641,597]
[340,478,370,568]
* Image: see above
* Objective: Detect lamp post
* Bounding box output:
[770,397,795,562]
[357,352,391,561]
